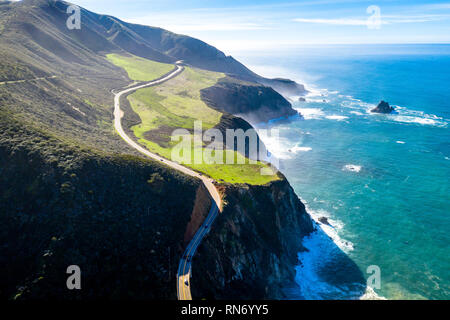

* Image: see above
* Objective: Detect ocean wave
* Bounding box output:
[296,108,325,120]
[337,94,448,127]
[326,115,349,121]
[290,146,312,153]
[307,208,353,252]
[273,71,447,129]
[360,287,388,300]
[390,115,446,126]
[305,86,328,98]
[343,164,362,173]
[340,98,377,112]
[396,141,406,144]
[295,107,349,122]
[256,130,312,160]
[294,205,386,300]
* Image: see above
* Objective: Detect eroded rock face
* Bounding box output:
[260,78,307,98]
[200,77,298,123]
[191,176,314,299]
[371,100,394,113]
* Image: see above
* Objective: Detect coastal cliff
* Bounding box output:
[201,77,298,123]
[0,0,315,300]
[191,177,314,299]
[0,115,202,299]
[259,78,307,99]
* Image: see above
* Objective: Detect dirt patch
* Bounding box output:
[184,184,212,243]
[143,125,188,147]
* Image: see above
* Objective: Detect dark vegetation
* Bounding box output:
[0,111,200,299]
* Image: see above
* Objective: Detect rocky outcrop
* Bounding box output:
[201,77,298,123]
[318,217,330,226]
[191,177,314,299]
[371,100,394,113]
[212,113,267,161]
[259,78,307,98]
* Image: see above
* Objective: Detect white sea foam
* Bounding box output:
[341,99,377,112]
[294,205,386,300]
[287,95,302,103]
[258,135,292,160]
[290,146,312,153]
[391,115,441,126]
[343,164,362,173]
[296,108,325,120]
[305,86,327,98]
[256,129,312,160]
[326,115,349,121]
[396,141,406,144]
[296,232,354,299]
[338,94,448,127]
[360,287,388,300]
[307,209,353,252]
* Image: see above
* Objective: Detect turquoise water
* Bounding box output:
[238,45,450,300]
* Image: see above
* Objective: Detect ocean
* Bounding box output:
[236,44,450,300]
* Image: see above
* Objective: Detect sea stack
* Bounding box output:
[371,100,394,113]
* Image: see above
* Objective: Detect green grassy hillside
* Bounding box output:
[107,55,278,185]
[106,54,174,81]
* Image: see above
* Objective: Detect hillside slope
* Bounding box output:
[0,0,318,300]
[0,0,304,120]
[0,110,207,299]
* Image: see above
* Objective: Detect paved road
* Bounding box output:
[177,202,219,300]
[113,64,222,300]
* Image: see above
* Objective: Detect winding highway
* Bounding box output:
[113,63,222,300]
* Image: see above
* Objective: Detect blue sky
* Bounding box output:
[73,0,450,54]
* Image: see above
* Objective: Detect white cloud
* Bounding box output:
[418,3,450,10]
[293,18,378,26]
[293,14,450,26]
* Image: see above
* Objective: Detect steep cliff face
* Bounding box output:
[260,78,307,99]
[212,113,267,161]
[191,177,314,299]
[201,77,298,123]
[0,115,201,300]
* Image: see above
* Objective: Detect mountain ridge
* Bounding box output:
[1,0,306,97]
[0,0,326,300]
